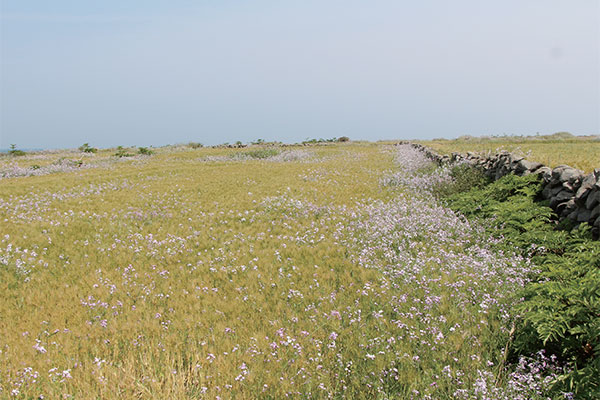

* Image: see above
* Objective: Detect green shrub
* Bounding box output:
[515,227,600,398]
[114,146,133,158]
[8,144,26,156]
[302,137,339,144]
[442,172,600,397]
[433,164,490,198]
[445,174,564,252]
[138,147,154,155]
[78,143,98,153]
[187,142,203,149]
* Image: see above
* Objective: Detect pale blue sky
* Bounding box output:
[1,1,599,149]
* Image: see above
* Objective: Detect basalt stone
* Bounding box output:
[577,208,592,222]
[567,210,579,221]
[551,165,570,176]
[586,189,600,210]
[559,199,576,218]
[509,160,523,171]
[509,155,524,163]
[575,174,597,201]
[594,168,600,181]
[550,190,574,209]
[550,185,565,196]
[561,168,583,184]
[569,179,584,194]
[591,203,600,221]
[515,159,542,173]
[534,166,552,182]
[562,180,579,191]
[542,184,560,199]
[550,166,577,185]
[541,185,552,199]
[575,189,591,206]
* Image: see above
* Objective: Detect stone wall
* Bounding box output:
[406,142,600,237]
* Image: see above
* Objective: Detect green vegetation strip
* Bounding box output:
[441,167,600,398]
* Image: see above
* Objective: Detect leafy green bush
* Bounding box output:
[515,229,600,398]
[433,164,490,198]
[442,173,600,397]
[78,143,98,153]
[8,144,26,156]
[114,146,133,158]
[444,173,563,252]
[138,147,154,155]
[187,142,203,149]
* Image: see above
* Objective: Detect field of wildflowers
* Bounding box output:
[0,143,570,398]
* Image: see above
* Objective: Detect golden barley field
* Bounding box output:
[0,142,574,398]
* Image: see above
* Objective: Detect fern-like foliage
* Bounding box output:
[443,171,600,398]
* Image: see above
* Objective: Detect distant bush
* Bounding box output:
[79,143,98,153]
[138,147,154,155]
[338,136,350,142]
[302,137,338,144]
[546,131,574,140]
[114,146,134,158]
[8,144,26,156]
[188,142,203,149]
[237,149,280,159]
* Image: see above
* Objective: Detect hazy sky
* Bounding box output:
[1,1,599,149]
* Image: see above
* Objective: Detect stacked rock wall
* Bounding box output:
[406,142,600,237]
